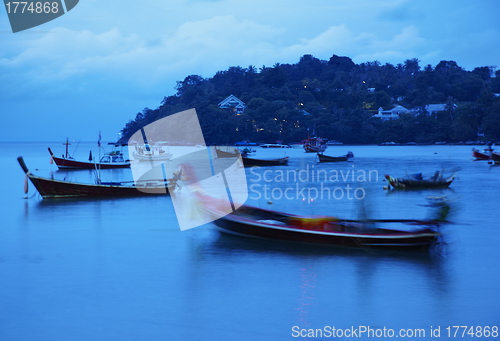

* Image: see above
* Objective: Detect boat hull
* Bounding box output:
[472,148,493,160]
[385,174,454,189]
[52,156,130,169]
[19,157,174,199]
[491,152,500,164]
[213,207,439,250]
[242,157,289,167]
[29,176,173,198]
[317,153,350,162]
[49,148,130,169]
[131,152,173,161]
[304,145,327,153]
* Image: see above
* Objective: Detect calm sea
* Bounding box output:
[1,143,499,340]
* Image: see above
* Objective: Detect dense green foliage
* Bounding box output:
[120,54,500,144]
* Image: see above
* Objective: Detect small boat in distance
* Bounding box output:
[215,147,240,158]
[385,170,458,189]
[317,152,354,162]
[259,144,290,148]
[48,140,130,170]
[18,157,176,199]
[472,143,494,160]
[241,156,289,167]
[235,140,257,146]
[326,140,343,145]
[490,151,500,164]
[131,142,172,161]
[210,203,449,250]
[303,133,327,153]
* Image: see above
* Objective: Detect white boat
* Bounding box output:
[326,140,343,145]
[131,142,173,161]
[259,144,290,149]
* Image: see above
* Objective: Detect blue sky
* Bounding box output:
[1,0,499,142]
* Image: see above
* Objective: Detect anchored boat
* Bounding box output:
[18,157,176,199]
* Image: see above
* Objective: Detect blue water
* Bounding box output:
[1,143,499,340]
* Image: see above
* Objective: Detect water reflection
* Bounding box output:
[185,229,451,331]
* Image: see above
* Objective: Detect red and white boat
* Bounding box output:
[49,139,130,169]
[19,157,175,199]
[303,134,327,153]
[472,145,494,160]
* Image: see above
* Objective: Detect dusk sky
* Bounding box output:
[1,0,499,142]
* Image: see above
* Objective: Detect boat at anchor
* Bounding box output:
[49,140,130,169]
[317,152,354,162]
[18,156,176,199]
[131,142,172,161]
[385,170,458,189]
[303,133,327,153]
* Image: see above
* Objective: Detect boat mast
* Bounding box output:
[98,131,101,184]
[63,138,71,158]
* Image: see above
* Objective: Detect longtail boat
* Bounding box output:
[48,140,130,169]
[18,157,175,199]
[472,145,494,160]
[490,151,500,164]
[215,147,240,158]
[241,156,289,167]
[317,151,353,162]
[209,203,448,250]
[385,170,457,189]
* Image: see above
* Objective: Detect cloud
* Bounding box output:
[1,0,499,142]
[275,24,428,66]
[0,12,493,105]
[0,16,286,93]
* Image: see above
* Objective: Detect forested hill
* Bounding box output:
[120,54,500,145]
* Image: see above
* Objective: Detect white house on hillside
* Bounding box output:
[218,94,246,115]
[372,105,408,120]
[410,104,457,115]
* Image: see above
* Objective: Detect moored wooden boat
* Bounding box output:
[303,134,327,153]
[317,151,354,162]
[49,143,130,170]
[18,157,175,199]
[490,151,500,164]
[49,148,130,170]
[131,142,172,161]
[241,156,289,167]
[215,147,240,158]
[210,204,445,250]
[385,170,457,189]
[259,144,290,148]
[472,146,494,160]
